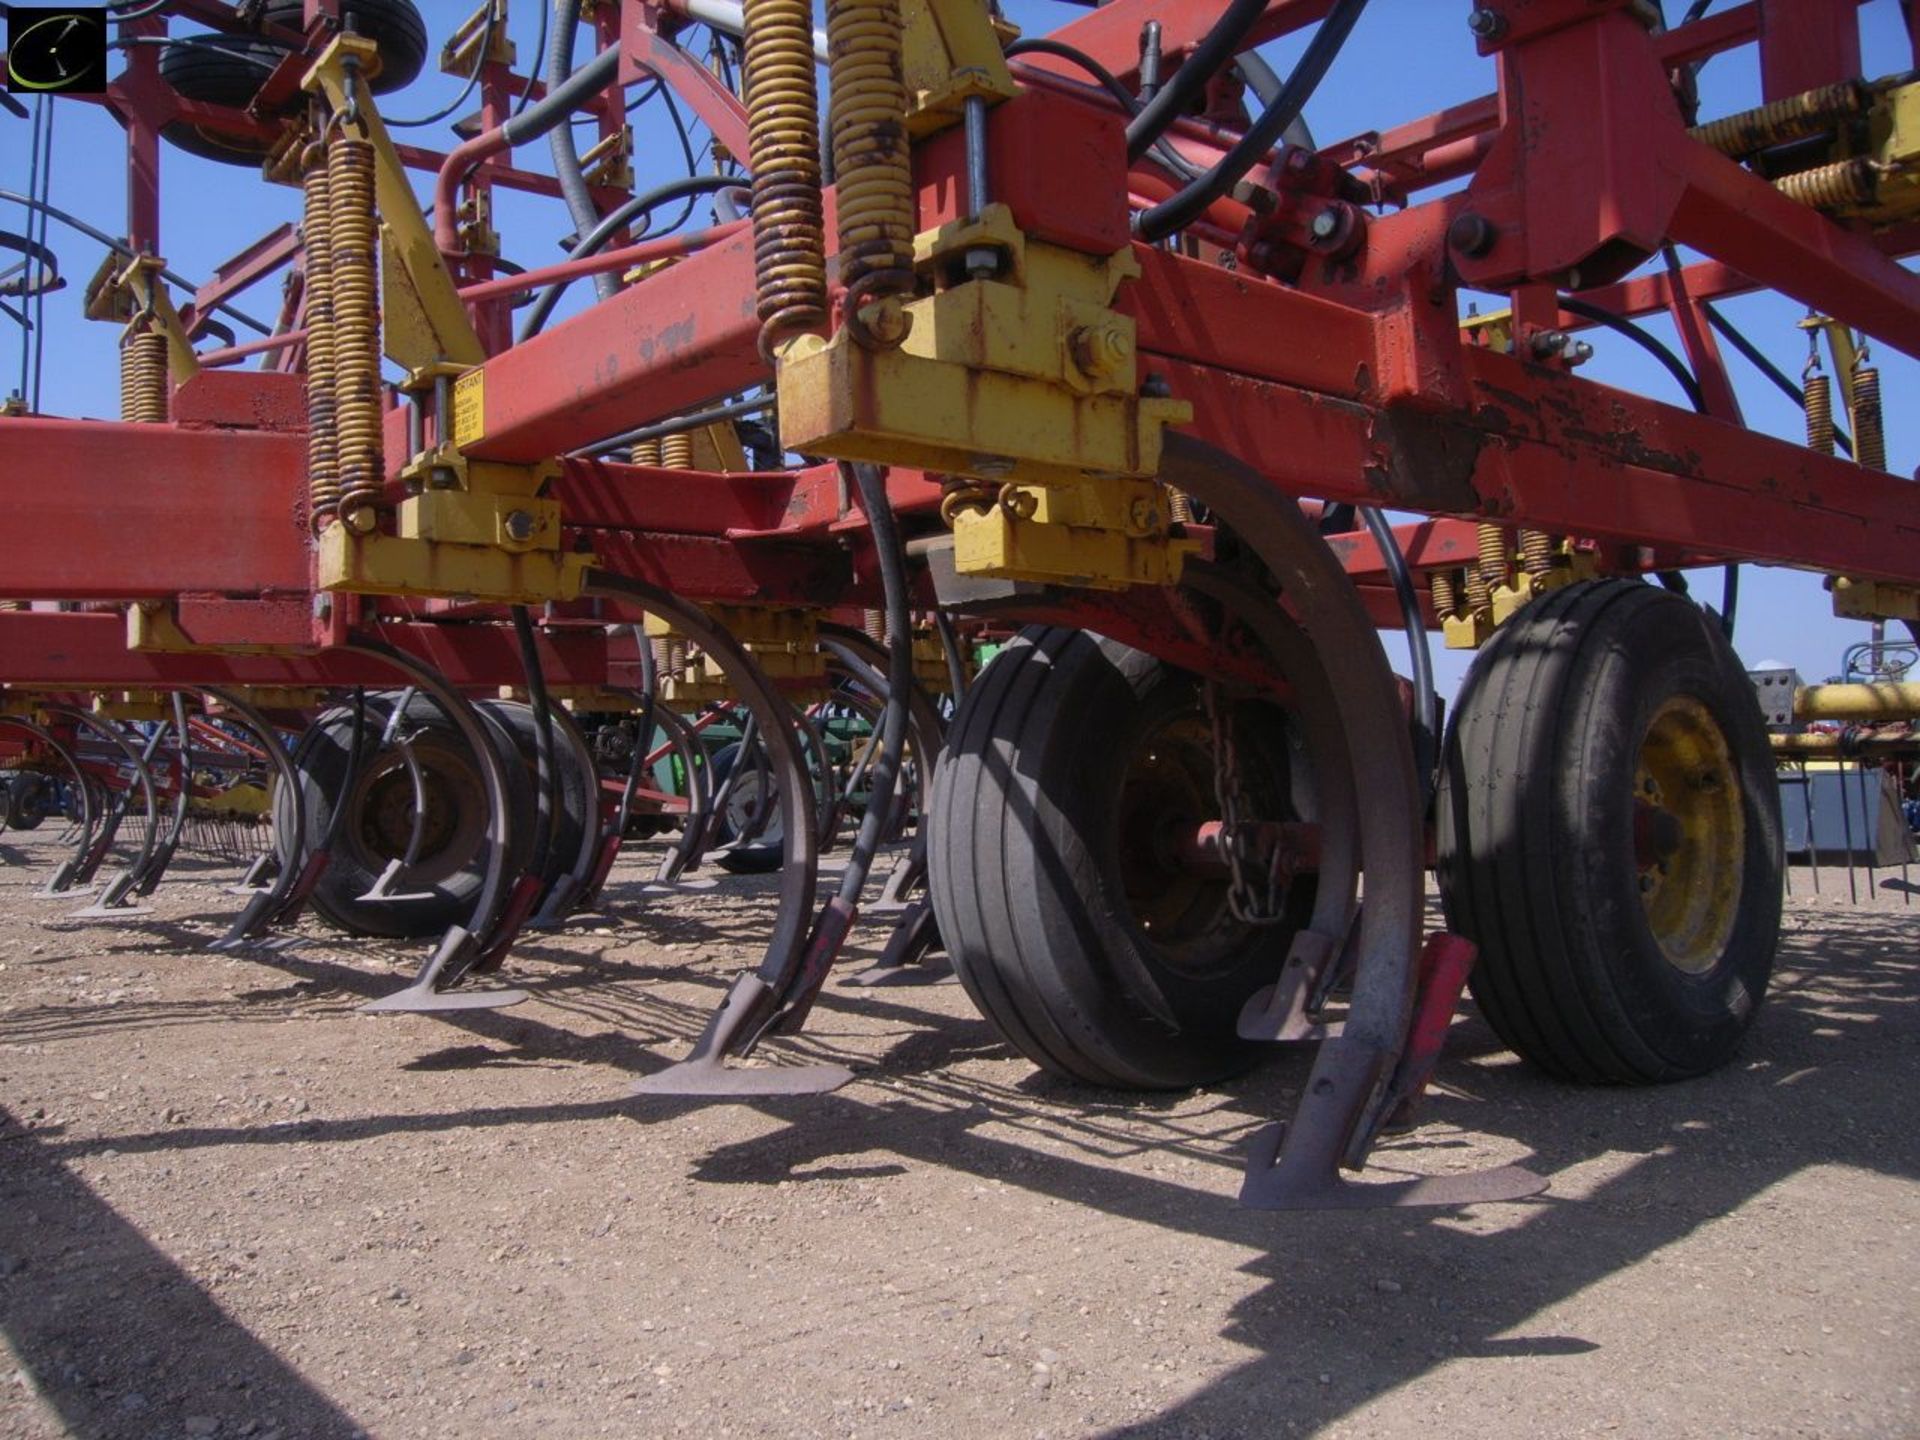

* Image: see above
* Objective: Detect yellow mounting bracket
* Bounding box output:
[776,203,1192,589]
[779,205,1189,485]
[303,35,486,370]
[1832,576,1920,623]
[902,0,1019,136]
[643,608,830,703]
[84,254,200,383]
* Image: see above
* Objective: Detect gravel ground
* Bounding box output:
[1,830,1916,1440]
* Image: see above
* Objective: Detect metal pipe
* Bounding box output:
[1794,682,1920,722]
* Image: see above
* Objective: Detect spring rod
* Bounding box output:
[1853,364,1887,473]
[1518,528,1555,576]
[1688,81,1866,159]
[660,430,696,469]
[126,326,169,424]
[1775,158,1878,212]
[328,134,384,532]
[1475,521,1509,596]
[1804,370,1835,456]
[827,0,915,333]
[742,0,828,358]
[303,143,342,529]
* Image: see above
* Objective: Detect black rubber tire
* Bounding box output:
[259,0,430,93]
[5,773,49,831]
[708,740,783,874]
[158,34,298,165]
[1435,579,1783,1085]
[280,693,534,939]
[927,626,1311,1091]
[474,698,593,889]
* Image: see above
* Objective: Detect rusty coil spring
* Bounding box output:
[1853,366,1887,473]
[1475,521,1508,595]
[630,437,664,466]
[328,135,383,532]
[938,476,994,526]
[827,0,915,325]
[1430,568,1459,622]
[1166,487,1195,525]
[660,430,695,469]
[1775,158,1878,212]
[1688,80,1865,159]
[117,332,139,422]
[1518,528,1555,576]
[302,145,342,530]
[1803,371,1835,456]
[742,0,828,358]
[125,327,170,424]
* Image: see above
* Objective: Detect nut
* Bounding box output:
[963,246,1001,281]
[1070,322,1129,379]
[503,509,537,543]
[1467,8,1507,40]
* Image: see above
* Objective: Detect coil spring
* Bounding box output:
[303,146,341,530]
[742,0,827,358]
[328,135,383,532]
[669,639,689,679]
[650,635,678,680]
[660,430,695,469]
[1475,521,1508,595]
[1166,488,1195,525]
[1430,568,1459,622]
[631,437,663,466]
[125,327,170,425]
[827,0,915,321]
[939,476,994,526]
[1853,366,1887,473]
[1803,371,1835,456]
[862,607,886,646]
[118,333,138,422]
[1775,158,1877,212]
[1518,528,1555,576]
[1689,81,1865,159]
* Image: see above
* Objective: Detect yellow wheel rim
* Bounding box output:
[1635,695,1743,973]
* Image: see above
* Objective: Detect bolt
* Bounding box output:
[1309,209,1341,241]
[1568,339,1594,364]
[1070,322,1128,379]
[503,509,537,543]
[1447,212,1498,258]
[1531,329,1570,357]
[964,246,1001,281]
[1467,8,1507,41]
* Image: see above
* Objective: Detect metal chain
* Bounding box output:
[1202,679,1289,926]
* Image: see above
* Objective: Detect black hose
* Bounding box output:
[615,623,659,838]
[510,605,559,882]
[1229,51,1316,150]
[1360,506,1437,805]
[517,174,746,340]
[0,189,271,334]
[1134,0,1369,242]
[1703,302,1854,456]
[515,0,553,119]
[546,0,619,304]
[1004,38,1203,182]
[1123,0,1267,163]
[577,395,771,457]
[1558,295,1707,411]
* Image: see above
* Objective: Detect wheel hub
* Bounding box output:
[1635,695,1744,974]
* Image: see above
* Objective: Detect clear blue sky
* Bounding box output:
[4,0,1915,690]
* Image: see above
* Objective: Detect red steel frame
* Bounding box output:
[2,0,1918,693]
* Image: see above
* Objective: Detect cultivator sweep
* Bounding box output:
[3,0,1920,1208]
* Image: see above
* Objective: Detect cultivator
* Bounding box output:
[3,0,1920,1208]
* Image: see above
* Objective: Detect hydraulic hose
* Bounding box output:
[510,605,559,883]
[517,174,746,340]
[1359,506,1437,805]
[433,43,620,252]
[1231,52,1315,150]
[614,623,659,838]
[546,0,619,303]
[1134,0,1369,242]
[1123,0,1267,164]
